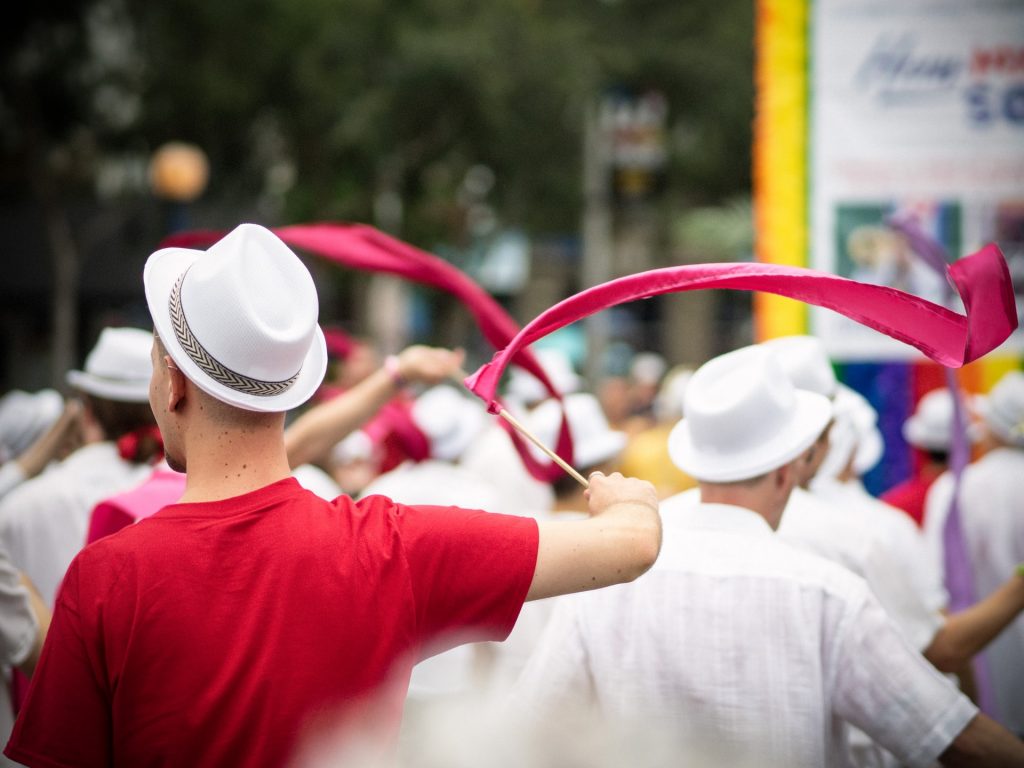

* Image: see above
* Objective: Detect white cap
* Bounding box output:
[977,371,1024,448]
[506,348,582,406]
[668,346,832,482]
[761,335,838,398]
[631,352,667,385]
[526,393,627,471]
[66,327,154,403]
[0,389,63,464]
[903,388,956,451]
[412,385,487,462]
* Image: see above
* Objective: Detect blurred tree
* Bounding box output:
[119,0,752,239]
[0,0,753,383]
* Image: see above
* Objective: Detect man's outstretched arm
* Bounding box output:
[939,713,1024,766]
[527,471,661,601]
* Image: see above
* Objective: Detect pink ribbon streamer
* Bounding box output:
[158,223,574,481]
[465,244,1017,409]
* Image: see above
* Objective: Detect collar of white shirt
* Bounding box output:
[662,500,774,538]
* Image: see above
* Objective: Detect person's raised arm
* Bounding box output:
[16,572,50,677]
[284,346,465,469]
[527,471,661,601]
[923,568,1024,674]
[11,400,82,484]
[939,712,1024,766]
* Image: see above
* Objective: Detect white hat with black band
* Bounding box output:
[144,223,327,413]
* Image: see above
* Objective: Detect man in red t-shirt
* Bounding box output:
[7,224,661,768]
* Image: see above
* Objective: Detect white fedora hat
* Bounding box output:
[668,346,832,482]
[761,335,838,398]
[411,385,488,463]
[526,392,627,471]
[67,327,154,403]
[977,370,1024,447]
[144,223,327,413]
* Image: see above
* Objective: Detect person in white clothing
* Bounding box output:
[812,383,949,615]
[0,543,48,768]
[0,390,80,501]
[0,328,159,606]
[767,337,1024,691]
[515,345,1024,767]
[483,392,627,693]
[924,370,1024,735]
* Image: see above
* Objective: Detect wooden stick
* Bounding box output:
[496,407,589,489]
[451,367,588,488]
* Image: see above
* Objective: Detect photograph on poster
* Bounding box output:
[824,198,1024,357]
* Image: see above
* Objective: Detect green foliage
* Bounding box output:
[2,0,754,236]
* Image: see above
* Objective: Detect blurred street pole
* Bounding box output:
[368,159,411,355]
[580,100,614,385]
[45,201,79,390]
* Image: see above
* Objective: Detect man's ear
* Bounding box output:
[165,356,187,413]
[774,460,794,492]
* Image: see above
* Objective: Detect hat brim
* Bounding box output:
[66,371,150,403]
[144,245,327,413]
[668,391,832,482]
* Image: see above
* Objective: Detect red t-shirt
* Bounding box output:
[6,478,538,768]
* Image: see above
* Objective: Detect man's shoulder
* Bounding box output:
[660,521,870,603]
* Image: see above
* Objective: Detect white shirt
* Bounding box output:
[0,442,152,606]
[515,493,977,768]
[0,545,37,768]
[0,464,26,502]
[780,487,943,652]
[812,477,948,616]
[460,424,553,517]
[923,447,1024,734]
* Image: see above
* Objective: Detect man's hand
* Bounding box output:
[394,346,466,386]
[528,472,662,601]
[584,471,659,518]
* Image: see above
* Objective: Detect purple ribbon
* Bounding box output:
[888,213,995,713]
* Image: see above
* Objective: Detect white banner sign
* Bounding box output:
[811,0,1024,359]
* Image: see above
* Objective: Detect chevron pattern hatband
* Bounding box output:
[168,270,300,397]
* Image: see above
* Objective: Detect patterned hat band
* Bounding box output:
[168,269,300,397]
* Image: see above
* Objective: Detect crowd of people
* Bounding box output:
[0,222,1020,766]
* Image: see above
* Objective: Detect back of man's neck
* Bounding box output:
[178,426,292,504]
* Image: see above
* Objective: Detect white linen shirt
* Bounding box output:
[0,442,151,606]
[779,487,943,652]
[0,544,38,768]
[923,447,1024,734]
[515,493,977,768]
[812,477,948,615]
